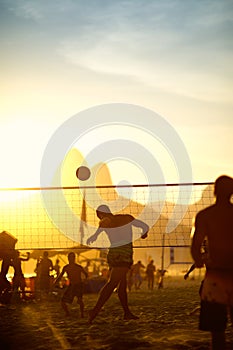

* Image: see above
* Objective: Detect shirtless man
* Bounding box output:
[191,175,233,350]
[38,251,53,296]
[86,205,149,323]
[54,252,88,317]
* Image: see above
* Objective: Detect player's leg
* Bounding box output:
[77,296,84,318]
[211,331,226,350]
[21,277,27,299]
[149,276,153,290]
[1,276,13,304]
[61,286,72,316]
[88,267,122,323]
[138,275,142,289]
[134,274,139,290]
[61,300,70,316]
[127,273,132,292]
[12,278,18,300]
[117,267,129,314]
[200,300,227,350]
[76,284,85,318]
[117,267,139,320]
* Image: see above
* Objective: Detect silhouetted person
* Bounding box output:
[54,252,88,317]
[191,175,233,350]
[0,231,17,303]
[38,251,53,296]
[86,205,149,323]
[131,260,145,290]
[53,259,61,278]
[11,250,30,300]
[146,260,156,290]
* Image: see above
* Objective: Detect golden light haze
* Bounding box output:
[1,1,232,186]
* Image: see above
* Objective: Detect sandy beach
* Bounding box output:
[0,277,233,350]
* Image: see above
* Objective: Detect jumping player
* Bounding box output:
[86,205,149,323]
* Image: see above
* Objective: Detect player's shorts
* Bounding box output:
[201,269,233,305]
[107,244,133,268]
[62,283,84,304]
[199,269,233,331]
[199,300,228,331]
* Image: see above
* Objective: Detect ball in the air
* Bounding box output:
[76,166,91,181]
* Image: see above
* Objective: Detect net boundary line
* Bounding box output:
[0,182,214,191]
[15,245,192,251]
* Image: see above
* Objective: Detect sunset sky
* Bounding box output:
[1,0,233,188]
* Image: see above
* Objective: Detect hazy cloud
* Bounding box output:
[1,0,233,102]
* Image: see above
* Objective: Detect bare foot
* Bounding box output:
[124,312,139,320]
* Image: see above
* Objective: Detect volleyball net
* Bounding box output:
[0,182,215,255]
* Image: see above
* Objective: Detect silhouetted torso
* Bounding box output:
[99,214,134,247]
[62,263,85,285]
[195,202,233,269]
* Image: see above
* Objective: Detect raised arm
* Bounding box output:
[86,227,104,245]
[184,263,196,279]
[132,219,149,239]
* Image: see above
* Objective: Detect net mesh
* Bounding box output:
[0,183,215,253]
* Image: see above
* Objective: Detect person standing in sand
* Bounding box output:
[11,250,30,300]
[54,252,88,317]
[86,205,149,324]
[38,251,53,296]
[53,259,61,278]
[191,175,233,350]
[132,260,145,290]
[146,260,156,290]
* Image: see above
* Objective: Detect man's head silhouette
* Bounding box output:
[214,175,233,200]
[96,205,112,219]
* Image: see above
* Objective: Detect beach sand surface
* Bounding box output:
[0,277,232,350]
